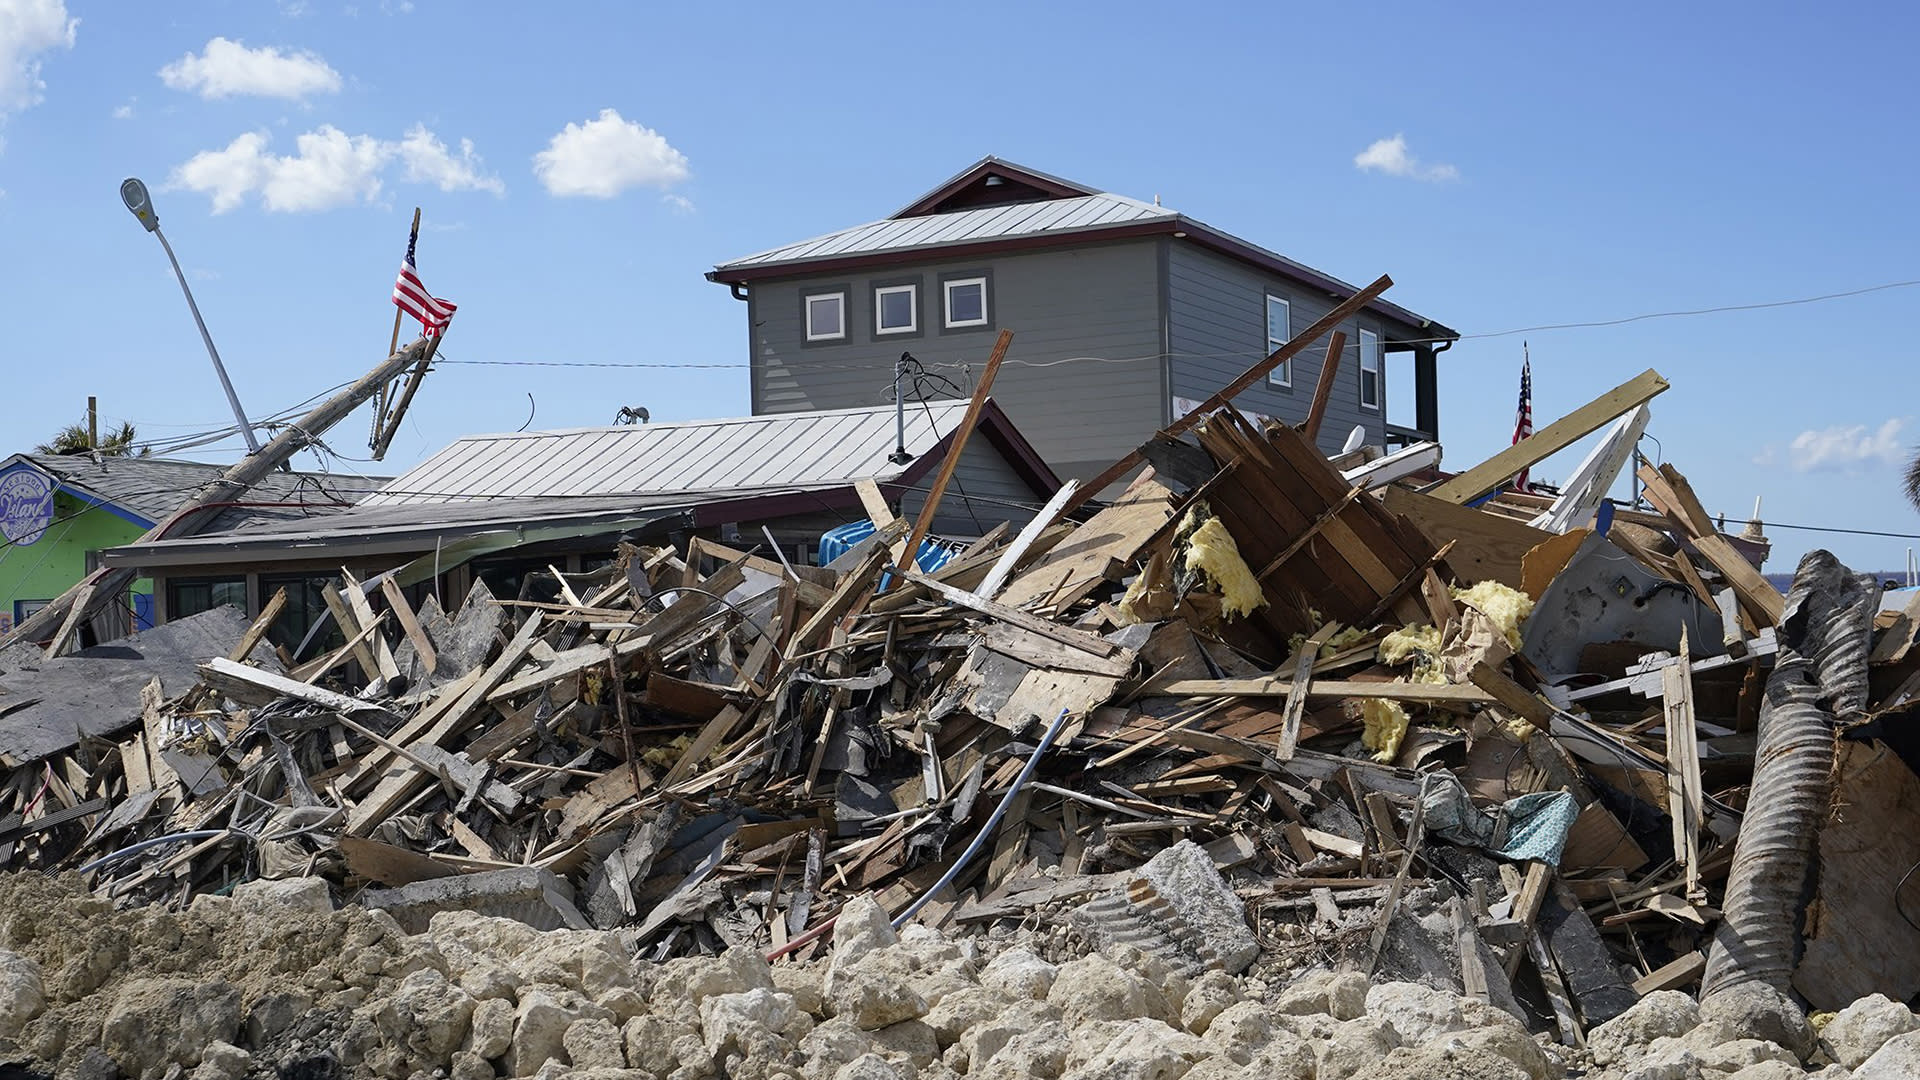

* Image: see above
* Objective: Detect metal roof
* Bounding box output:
[2,453,389,530]
[713,193,1177,273]
[364,401,976,506]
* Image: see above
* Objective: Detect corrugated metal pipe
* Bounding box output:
[1701,550,1877,1000]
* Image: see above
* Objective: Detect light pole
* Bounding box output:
[119,177,262,456]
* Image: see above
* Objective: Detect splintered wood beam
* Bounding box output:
[1302,329,1348,442]
[1691,535,1785,627]
[1156,677,1494,703]
[228,587,288,663]
[1662,627,1703,901]
[899,329,1013,567]
[1067,274,1393,510]
[380,576,437,675]
[1277,623,1338,761]
[973,478,1079,602]
[1427,369,1670,505]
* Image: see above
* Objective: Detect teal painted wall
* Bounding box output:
[0,491,150,635]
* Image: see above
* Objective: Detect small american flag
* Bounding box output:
[392,221,456,337]
[1512,347,1534,491]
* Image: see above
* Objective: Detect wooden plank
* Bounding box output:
[341,571,401,684]
[1633,952,1706,996]
[903,572,1119,659]
[138,678,179,794]
[1068,274,1393,510]
[853,477,897,528]
[486,642,613,703]
[1277,623,1337,760]
[661,705,743,791]
[973,479,1079,602]
[228,587,288,662]
[1692,534,1785,627]
[1420,568,1459,629]
[1636,463,1718,540]
[1254,480,1370,581]
[200,656,398,719]
[900,328,1013,562]
[1383,485,1551,590]
[1466,662,1558,728]
[1301,329,1347,442]
[380,576,438,675]
[1662,627,1703,901]
[1428,369,1670,505]
[1157,677,1494,704]
[321,583,382,683]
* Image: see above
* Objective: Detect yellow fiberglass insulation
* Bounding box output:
[1452,580,1535,650]
[1361,698,1411,763]
[1182,512,1267,620]
[1378,623,1446,683]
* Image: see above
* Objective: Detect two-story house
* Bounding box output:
[709,157,1458,483]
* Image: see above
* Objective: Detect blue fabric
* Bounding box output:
[818,520,959,575]
[1421,772,1581,866]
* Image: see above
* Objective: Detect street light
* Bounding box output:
[119,177,262,456]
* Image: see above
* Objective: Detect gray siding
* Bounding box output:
[747,242,1165,481]
[1167,242,1420,455]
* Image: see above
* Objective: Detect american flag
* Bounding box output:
[392,221,456,337]
[1511,347,1533,491]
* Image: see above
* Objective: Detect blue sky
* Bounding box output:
[1,1,1915,574]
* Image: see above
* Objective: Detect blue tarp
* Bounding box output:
[818,520,960,576]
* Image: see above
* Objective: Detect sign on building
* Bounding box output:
[0,470,55,546]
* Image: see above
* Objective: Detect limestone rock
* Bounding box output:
[559,1016,624,1069]
[799,1017,879,1080]
[1822,993,1919,1069]
[511,987,581,1076]
[622,1012,708,1077]
[1179,970,1240,1035]
[100,977,243,1076]
[1315,1017,1400,1080]
[449,1050,495,1080]
[1723,1063,1807,1080]
[973,1019,1070,1080]
[980,946,1057,1001]
[835,1054,914,1080]
[231,876,333,914]
[828,966,928,1031]
[924,986,1008,1046]
[1049,954,1156,1027]
[1856,1029,1920,1080]
[518,930,642,999]
[870,1018,939,1068]
[244,990,313,1046]
[702,987,801,1059]
[1424,1026,1554,1080]
[1129,840,1260,974]
[826,895,900,990]
[951,999,1061,1073]
[1061,1017,1214,1080]
[187,1040,251,1080]
[1588,990,1702,1067]
[0,950,45,1040]
[468,997,514,1060]
[1199,1001,1275,1064]
[1699,983,1814,1062]
[1270,969,1366,1020]
[374,967,476,1070]
[772,960,827,1016]
[1363,981,1471,1046]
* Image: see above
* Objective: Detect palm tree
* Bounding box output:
[36,420,150,457]
[1907,450,1920,512]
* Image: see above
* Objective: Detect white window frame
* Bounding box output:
[875,284,918,335]
[1358,328,1382,411]
[943,277,989,328]
[804,291,846,342]
[1265,293,1292,387]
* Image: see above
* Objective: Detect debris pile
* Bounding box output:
[3,357,1919,1064]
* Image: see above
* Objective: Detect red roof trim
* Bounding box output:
[893,157,1097,219]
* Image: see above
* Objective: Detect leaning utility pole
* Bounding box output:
[10,335,441,653]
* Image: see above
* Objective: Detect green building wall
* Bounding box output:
[0,492,152,635]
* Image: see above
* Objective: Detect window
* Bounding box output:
[804,292,846,342]
[1265,294,1292,387]
[259,572,342,660]
[1358,328,1382,411]
[167,577,246,620]
[875,284,918,335]
[944,277,988,328]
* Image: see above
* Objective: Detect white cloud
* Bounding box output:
[279,0,311,16]
[1354,133,1459,182]
[662,193,694,215]
[1786,418,1908,472]
[533,108,689,198]
[159,37,341,100]
[0,0,77,118]
[111,97,134,119]
[396,124,503,194]
[168,123,501,213]
[170,126,387,212]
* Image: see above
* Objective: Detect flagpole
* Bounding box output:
[372,207,422,448]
